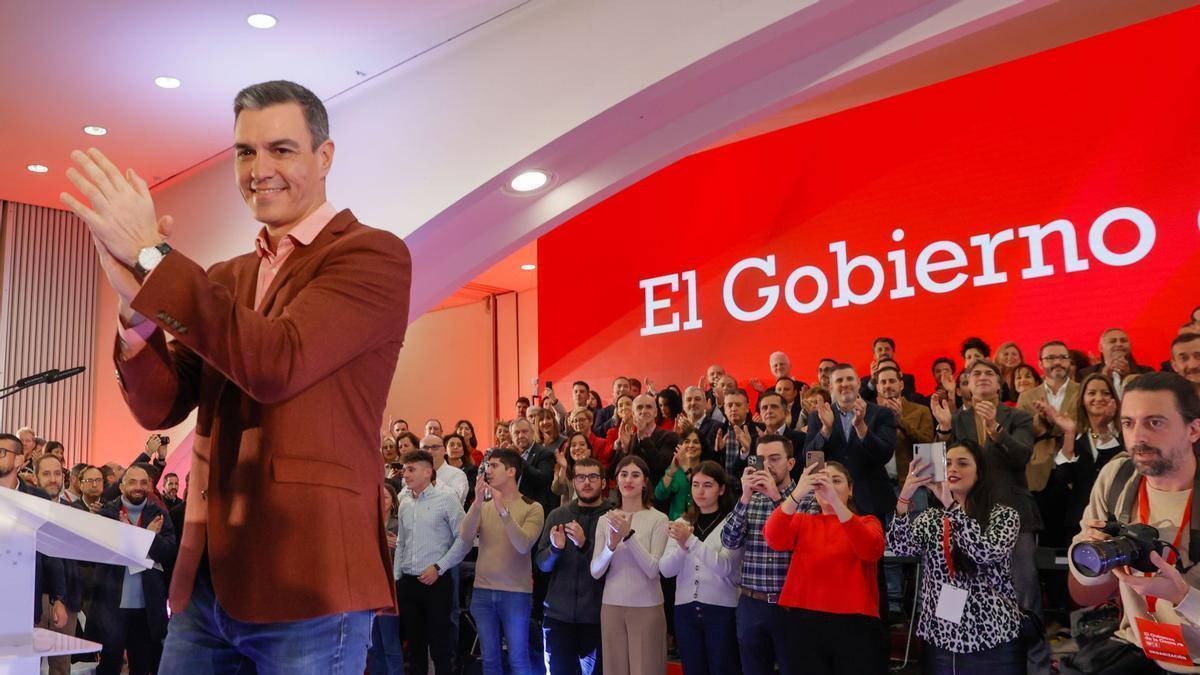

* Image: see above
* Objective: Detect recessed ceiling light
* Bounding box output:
[82,125,107,136]
[26,164,49,173]
[509,170,549,193]
[247,13,277,29]
[154,76,181,89]
[520,264,536,271]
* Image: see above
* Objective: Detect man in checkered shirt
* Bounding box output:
[721,435,816,675]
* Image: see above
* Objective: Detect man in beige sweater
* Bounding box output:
[461,448,545,675]
[1067,372,1200,674]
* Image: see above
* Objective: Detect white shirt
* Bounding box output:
[659,514,742,608]
[436,462,469,505]
[1044,380,1068,412]
[1055,429,1120,465]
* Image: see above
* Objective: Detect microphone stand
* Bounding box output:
[0,367,85,401]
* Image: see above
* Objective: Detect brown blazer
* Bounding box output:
[1017,380,1081,493]
[892,398,934,481]
[114,210,410,623]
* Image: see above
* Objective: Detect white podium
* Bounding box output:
[0,487,156,675]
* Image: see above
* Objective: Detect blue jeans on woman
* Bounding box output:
[675,602,739,675]
[368,613,405,675]
[470,588,535,675]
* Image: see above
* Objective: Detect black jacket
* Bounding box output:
[943,404,1039,532]
[535,501,613,624]
[518,443,558,518]
[16,482,66,622]
[88,497,177,643]
[803,403,898,522]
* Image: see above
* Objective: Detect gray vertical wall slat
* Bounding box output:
[0,200,98,469]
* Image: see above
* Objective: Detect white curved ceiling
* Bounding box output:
[4,0,1195,317]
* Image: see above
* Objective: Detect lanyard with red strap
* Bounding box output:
[943,514,956,580]
[120,502,143,528]
[1139,480,1193,613]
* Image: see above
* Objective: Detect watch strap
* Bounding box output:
[133,242,173,282]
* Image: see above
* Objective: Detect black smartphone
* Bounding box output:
[545,380,553,390]
[159,435,170,445]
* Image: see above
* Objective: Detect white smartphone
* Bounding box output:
[913,442,947,483]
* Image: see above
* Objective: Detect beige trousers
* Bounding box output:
[600,603,667,675]
[37,594,80,675]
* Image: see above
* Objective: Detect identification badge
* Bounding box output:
[1135,617,1193,666]
[935,583,969,624]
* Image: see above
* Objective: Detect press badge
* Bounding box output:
[1135,617,1193,666]
[935,583,969,624]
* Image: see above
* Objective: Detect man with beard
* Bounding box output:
[1019,341,1081,546]
[161,472,183,509]
[34,453,90,675]
[0,434,68,632]
[536,457,613,675]
[875,365,933,485]
[1170,332,1200,396]
[91,463,177,675]
[1067,372,1200,673]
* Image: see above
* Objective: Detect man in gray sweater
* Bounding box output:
[535,457,612,675]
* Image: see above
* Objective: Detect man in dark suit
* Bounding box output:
[756,391,805,479]
[1077,328,1154,394]
[803,364,897,522]
[34,452,90,675]
[90,464,177,675]
[676,385,724,450]
[62,80,410,672]
[932,358,1047,674]
[513,417,557,517]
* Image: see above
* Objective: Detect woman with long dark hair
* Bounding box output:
[764,461,887,674]
[887,440,1023,674]
[445,433,477,508]
[654,428,708,520]
[1050,372,1123,540]
[659,461,739,675]
[656,388,683,431]
[551,431,595,507]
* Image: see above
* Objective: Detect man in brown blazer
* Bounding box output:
[1017,341,1081,494]
[61,80,410,673]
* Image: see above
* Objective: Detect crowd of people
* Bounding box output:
[362,306,1200,675]
[3,305,1198,674]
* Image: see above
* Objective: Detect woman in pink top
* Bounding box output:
[763,461,887,675]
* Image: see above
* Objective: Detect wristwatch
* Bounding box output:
[134,242,173,282]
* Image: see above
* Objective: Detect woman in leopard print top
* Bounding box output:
[887,439,1024,674]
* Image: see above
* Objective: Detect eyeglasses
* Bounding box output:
[0,447,15,458]
[1042,355,1071,362]
[573,474,603,483]
[80,478,103,485]
[420,444,444,450]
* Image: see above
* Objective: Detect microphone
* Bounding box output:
[16,369,59,387]
[47,367,86,383]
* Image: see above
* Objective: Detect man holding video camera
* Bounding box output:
[1066,372,1200,674]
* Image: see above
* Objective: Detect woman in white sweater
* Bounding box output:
[591,455,669,675]
[658,461,740,675]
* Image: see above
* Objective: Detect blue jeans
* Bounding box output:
[735,596,797,675]
[368,613,405,675]
[159,572,373,675]
[675,602,739,675]
[470,588,534,675]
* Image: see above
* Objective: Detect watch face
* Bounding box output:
[138,246,164,270]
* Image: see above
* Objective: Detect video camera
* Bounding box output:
[1071,515,1184,577]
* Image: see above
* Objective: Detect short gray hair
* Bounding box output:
[233,80,329,150]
